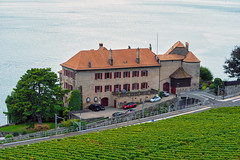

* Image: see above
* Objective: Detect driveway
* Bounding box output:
[73,94,176,120]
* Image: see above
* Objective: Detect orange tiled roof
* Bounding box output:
[58,70,62,74]
[184,51,200,63]
[170,67,192,79]
[157,54,184,61]
[61,47,160,70]
[165,41,185,55]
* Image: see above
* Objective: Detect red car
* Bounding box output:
[123,102,137,109]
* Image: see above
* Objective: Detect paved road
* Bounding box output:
[208,96,240,108]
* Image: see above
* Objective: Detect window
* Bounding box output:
[123,71,130,78]
[95,73,102,80]
[95,86,102,93]
[141,70,148,77]
[132,83,139,90]
[114,84,121,92]
[123,84,130,91]
[70,85,73,91]
[132,71,139,77]
[105,72,112,79]
[114,72,121,78]
[105,85,112,92]
[141,82,148,89]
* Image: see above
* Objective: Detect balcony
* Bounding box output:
[112,89,158,97]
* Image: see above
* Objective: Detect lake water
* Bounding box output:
[1,0,240,125]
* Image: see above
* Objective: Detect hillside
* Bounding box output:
[0,107,239,159]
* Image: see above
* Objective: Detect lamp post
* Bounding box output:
[142,100,145,118]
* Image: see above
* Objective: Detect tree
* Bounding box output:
[200,66,213,81]
[223,46,240,79]
[4,68,69,124]
[68,90,82,111]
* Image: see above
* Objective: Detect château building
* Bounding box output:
[59,41,200,109]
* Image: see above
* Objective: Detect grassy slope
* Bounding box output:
[0,122,55,133]
[0,107,240,159]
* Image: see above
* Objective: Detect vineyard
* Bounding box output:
[0,107,239,159]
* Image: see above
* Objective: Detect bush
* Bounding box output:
[5,134,13,139]
[61,120,73,127]
[202,85,207,90]
[21,131,27,135]
[34,124,50,132]
[159,92,163,98]
[13,132,19,137]
[209,83,216,89]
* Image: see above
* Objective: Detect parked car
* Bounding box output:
[125,108,135,114]
[112,112,124,117]
[150,95,161,102]
[123,102,137,109]
[163,91,169,97]
[89,104,105,111]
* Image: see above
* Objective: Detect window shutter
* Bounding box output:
[95,86,97,93]
[141,83,143,89]
[128,71,130,78]
[110,72,112,79]
[146,82,148,88]
[105,85,107,92]
[114,72,116,78]
[119,85,121,92]
[128,84,130,91]
[119,72,121,78]
[101,73,102,79]
[137,83,139,89]
[67,70,70,77]
[110,85,112,92]
[100,86,102,92]
[95,73,97,80]
[146,70,148,76]
[132,71,135,77]
[132,84,134,90]
[137,71,139,77]
[114,85,116,92]
[123,72,125,78]
[105,73,107,79]
[141,71,143,77]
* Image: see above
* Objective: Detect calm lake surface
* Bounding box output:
[1,0,240,125]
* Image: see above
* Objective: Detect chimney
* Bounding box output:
[128,45,131,49]
[185,42,189,51]
[88,61,91,68]
[99,43,103,48]
[109,49,113,66]
[149,44,152,51]
[136,48,140,64]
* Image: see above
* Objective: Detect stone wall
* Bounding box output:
[224,80,240,96]
[182,62,200,90]
[64,66,160,109]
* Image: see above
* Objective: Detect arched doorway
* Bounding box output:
[163,82,170,93]
[101,97,108,106]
